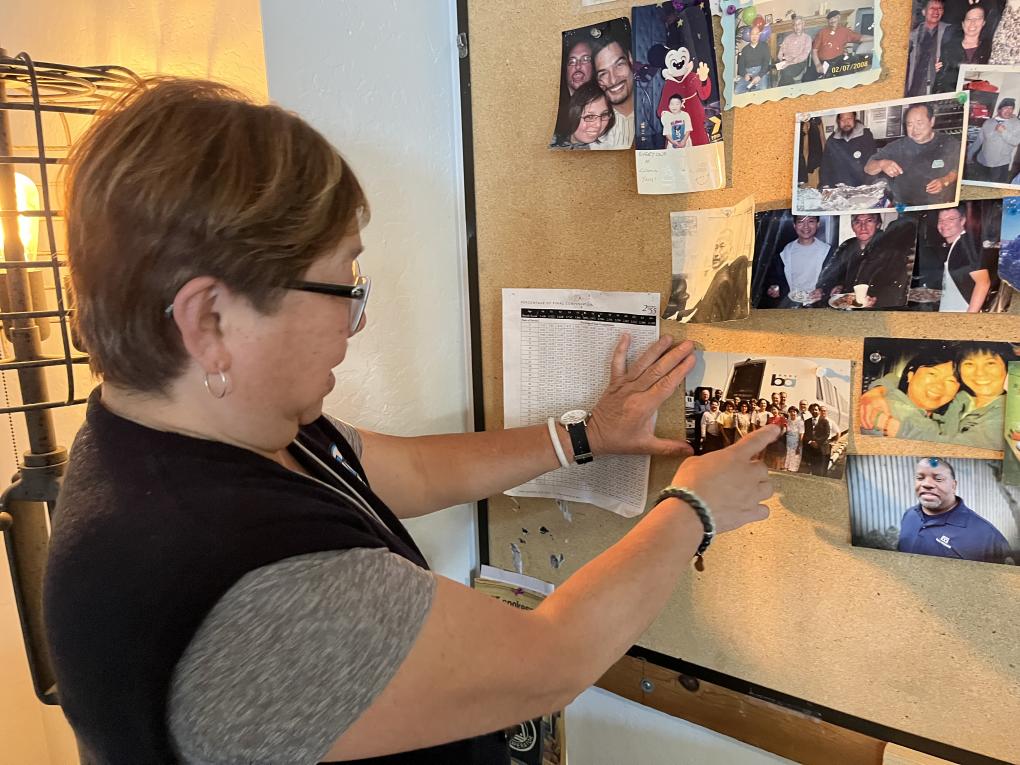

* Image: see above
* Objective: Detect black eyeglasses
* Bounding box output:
[288,261,371,333]
[164,262,371,333]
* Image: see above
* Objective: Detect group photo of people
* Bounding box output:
[848,455,1019,566]
[550,18,635,150]
[904,0,1014,97]
[960,65,1020,188]
[859,337,1019,450]
[752,198,1013,312]
[689,390,844,477]
[728,0,877,100]
[794,94,967,214]
[683,352,852,480]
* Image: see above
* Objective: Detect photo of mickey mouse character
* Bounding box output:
[633,2,723,151]
[657,46,713,146]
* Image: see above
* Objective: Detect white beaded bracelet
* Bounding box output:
[547,416,570,469]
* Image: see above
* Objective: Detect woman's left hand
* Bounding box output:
[587,335,696,457]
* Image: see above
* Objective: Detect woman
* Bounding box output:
[935,4,992,93]
[41,79,777,763]
[763,405,788,471]
[858,348,961,442]
[719,400,737,446]
[782,406,803,472]
[551,80,615,149]
[948,343,1012,448]
[751,399,770,431]
[735,401,752,439]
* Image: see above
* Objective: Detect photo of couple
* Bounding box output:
[724,0,881,107]
[751,209,916,310]
[860,338,1018,451]
[904,0,1018,98]
[550,18,635,150]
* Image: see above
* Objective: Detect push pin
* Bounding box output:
[591,27,602,38]
[957,92,969,104]
[726,4,737,13]
[673,0,686,10]
[895,203,907,213]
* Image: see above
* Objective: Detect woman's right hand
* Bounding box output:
[669,426,778,534]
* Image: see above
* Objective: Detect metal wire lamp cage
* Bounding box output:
[0,51,138,704]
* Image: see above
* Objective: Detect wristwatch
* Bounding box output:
[559,409,593,465]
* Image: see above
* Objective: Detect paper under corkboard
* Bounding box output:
[467,1,1020,760]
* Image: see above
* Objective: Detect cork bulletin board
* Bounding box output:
[466,1,1020,761]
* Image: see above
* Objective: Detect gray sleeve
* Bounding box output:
[168,548,436,765]
[323,414,364,459]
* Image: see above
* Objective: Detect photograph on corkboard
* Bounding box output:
[904,0,1010,98]
[1003,361,1020,484]
[550,18,634,150]
[751,209,915,310]
[909,198,1013,312]
[999,194,1020,288]
[848,454,1019,566]
[721,0,881,109]
[632,1,726,194]
[793,93,967,215]
[860,338,1018,450]
[664,197,753,323]
[684,351,851,479]
[959,64,1020,189]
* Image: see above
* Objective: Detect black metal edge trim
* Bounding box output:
[456,0,489,569]
[626,645,1010,765]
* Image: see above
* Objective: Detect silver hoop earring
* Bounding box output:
[204,370,230,399]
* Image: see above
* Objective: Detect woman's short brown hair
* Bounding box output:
[66,77,369,393]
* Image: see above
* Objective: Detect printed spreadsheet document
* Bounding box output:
[502,288,661,517]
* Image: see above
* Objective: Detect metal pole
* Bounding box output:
[0,47,67,704]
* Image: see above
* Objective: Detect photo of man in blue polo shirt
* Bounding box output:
[897,457,1015,564]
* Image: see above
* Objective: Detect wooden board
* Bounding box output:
[597,654,886,765]
[467,1,1020,761]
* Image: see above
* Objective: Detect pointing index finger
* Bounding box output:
[729,425,783,460]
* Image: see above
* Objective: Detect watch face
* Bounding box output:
[560,409,589,425]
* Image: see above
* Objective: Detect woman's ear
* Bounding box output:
[168,276,231,373]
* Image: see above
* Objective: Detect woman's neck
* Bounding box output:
[99,382,288,465]
[963,33,980,47]
[974,392,1002,409]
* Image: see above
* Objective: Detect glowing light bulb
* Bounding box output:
[0,172,41,259]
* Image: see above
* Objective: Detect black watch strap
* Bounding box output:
[565,421,593,464]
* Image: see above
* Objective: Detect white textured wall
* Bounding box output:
[0,3,268,763]
[260,0,477,584]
